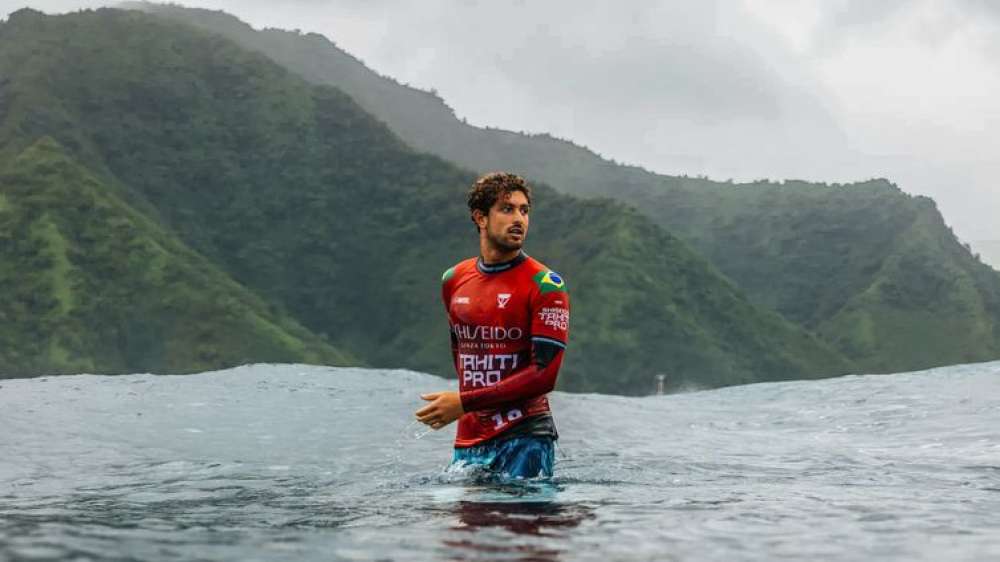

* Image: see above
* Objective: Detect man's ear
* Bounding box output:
[472,210,487,230]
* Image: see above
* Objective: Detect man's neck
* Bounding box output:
[479,240,521,265]
[476,249,526,274]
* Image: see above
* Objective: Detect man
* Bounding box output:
[415,172,570,479]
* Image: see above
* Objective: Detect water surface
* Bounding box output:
[2,363,999,561]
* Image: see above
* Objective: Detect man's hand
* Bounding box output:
[415,391,465,430]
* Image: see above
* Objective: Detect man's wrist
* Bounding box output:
[458,389,479,413]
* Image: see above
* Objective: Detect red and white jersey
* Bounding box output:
[441,251,570,447]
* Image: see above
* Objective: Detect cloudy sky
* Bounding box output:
[4,0,999,241]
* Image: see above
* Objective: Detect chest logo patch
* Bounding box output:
[497,293,512,308]
[454,296,470,304]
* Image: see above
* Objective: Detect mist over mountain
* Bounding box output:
[126,2,1000,374]
[107,0,1000,246]
[0,7,855,391]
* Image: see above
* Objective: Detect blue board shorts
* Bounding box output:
[451,436,555,479]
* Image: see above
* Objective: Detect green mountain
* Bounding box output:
[0,8,853,391]
[118,1,657,202]
[632,179,1000,371]
[0,137,353,378]
[131,3,1000,372]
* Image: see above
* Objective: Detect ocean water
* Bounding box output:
[1,363,998,561]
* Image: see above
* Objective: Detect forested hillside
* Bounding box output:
[130,3,1000,373]
[0,8,854,391]
[0,138,352,376]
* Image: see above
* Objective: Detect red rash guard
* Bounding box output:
[441,251,570,448]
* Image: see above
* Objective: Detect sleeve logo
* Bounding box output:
[538,307,569,331]
[533,270,567,294]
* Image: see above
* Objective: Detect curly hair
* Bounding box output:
[467,172,533,232]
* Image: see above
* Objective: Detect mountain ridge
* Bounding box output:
[124,2,1000,373]
[0,8,855,391]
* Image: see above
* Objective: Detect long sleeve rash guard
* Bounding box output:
[441,251,570,448]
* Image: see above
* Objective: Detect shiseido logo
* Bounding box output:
[497,293,511,308]
[452,324,524,341]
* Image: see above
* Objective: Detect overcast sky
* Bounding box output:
[4,0,999,241]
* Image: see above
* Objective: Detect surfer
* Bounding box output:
[415,172,570,479]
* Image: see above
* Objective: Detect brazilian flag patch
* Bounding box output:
[533,270,567,294]
[441,266,455,283]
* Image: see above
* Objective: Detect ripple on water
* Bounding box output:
[2,363,1000,561]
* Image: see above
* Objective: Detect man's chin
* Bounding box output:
[489,230,524,252]
[488,234,523,252]
[502,238,524,251]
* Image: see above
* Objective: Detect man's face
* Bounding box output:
[479,190,530,252]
